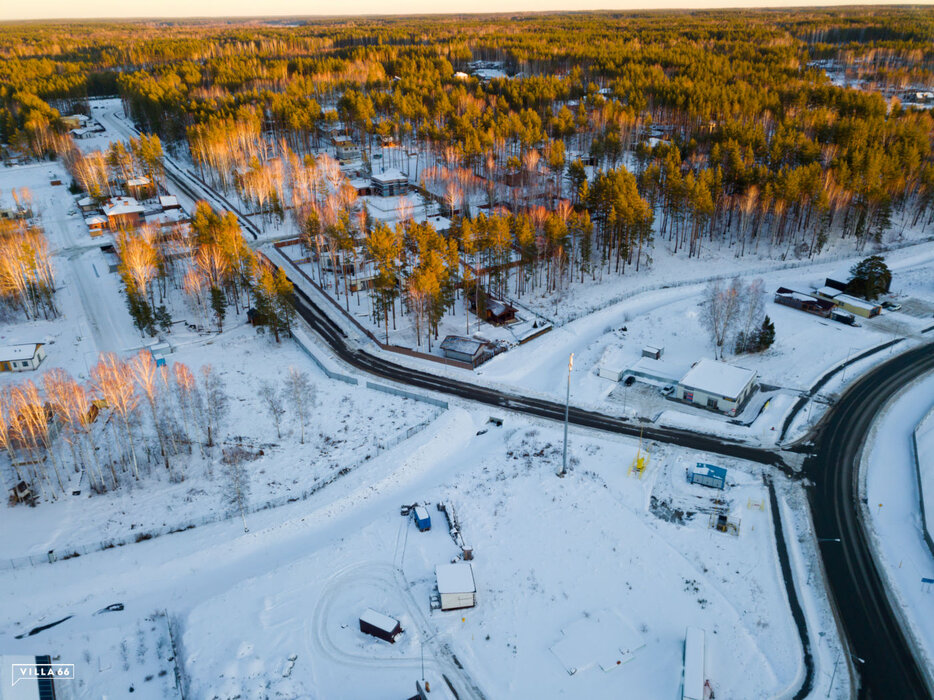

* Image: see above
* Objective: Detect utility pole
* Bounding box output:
[559,353,573,477]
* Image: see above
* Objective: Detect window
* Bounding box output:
[707,397,718,409]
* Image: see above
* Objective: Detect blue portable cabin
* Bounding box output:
[413,506,431,531]
[688,463,727,490]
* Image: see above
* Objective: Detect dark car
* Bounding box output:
[624,375,635,386]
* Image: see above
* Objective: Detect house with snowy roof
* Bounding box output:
[676,359,757,416]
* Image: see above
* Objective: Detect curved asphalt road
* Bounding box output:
[282,275,790,469]
[805,341,934,700]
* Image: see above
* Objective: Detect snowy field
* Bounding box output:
[0,407,847,699]
[0,323,440,559]
[179,412,807,699]
[863,370,934,676]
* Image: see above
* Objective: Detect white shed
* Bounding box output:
[682,626,705,700]
[436,562,476,611]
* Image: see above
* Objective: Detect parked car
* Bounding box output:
[624,375,635,386]
[661,385,675,396]
[881,301,901,311]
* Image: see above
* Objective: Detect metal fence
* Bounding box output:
[291,329,359,385]
[366,381,449,409]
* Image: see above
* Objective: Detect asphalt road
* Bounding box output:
[281,275,792,469]
[805,341,934,700]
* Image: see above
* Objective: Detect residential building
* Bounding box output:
[0,343,45,372]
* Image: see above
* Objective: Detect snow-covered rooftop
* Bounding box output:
[816,286,841,298]
[436,562,476,594]
[103,197,144,217]
[0,343,41,361]
[372,168,407,184]
[834,293,880,312]
[359,608,399,633]
[159,195,179,209]
[440,336,486,356]
[85,215,107,225]
[679,359,756,399]
[126,176,150,187]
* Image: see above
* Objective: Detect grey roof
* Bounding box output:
[440,335,486,356]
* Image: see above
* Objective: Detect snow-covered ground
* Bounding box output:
[0,406,846,699]
[0,323,440,560]
[863,370,934,678]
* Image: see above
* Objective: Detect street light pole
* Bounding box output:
[559,353,573,477]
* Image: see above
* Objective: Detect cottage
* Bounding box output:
[436,562,476,611]
[0,344,45,372]
[103,196,144,230]
[371,168,408,197]
[359,609,403,643]
[85,215,108,235]
[439,336,490,366]
[467,288,516,325]
[676,359,757,416]
[333,138,361,162]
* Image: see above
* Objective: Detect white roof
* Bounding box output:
[414,506,429,520]
[103,197,144,216]
[126,176,150,187]
[683,627,706,700]
[84,215,107,225]
[436,562,476,594]
[159,195,179,208]
[834,293,880,312]
[0,344,41,361]
[816,286,841,298]
[77,196,95,207]
[372,168,407,184]
[679,359,756,399]
[359,608,399,633]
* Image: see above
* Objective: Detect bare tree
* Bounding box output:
[93,353,141,480]
[172,362,197,452]
[199,365,229,448]
[284,367,315,444]
[701,277,743,359]
[130,351,172,477]
[258,381,286,439]
[222,449,251,533]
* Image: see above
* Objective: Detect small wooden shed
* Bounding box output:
[359,608,402,643]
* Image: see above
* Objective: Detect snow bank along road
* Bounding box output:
[805,341,934,700]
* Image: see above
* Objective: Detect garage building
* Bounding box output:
[676,359,757,416]
[436,562,476,611]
